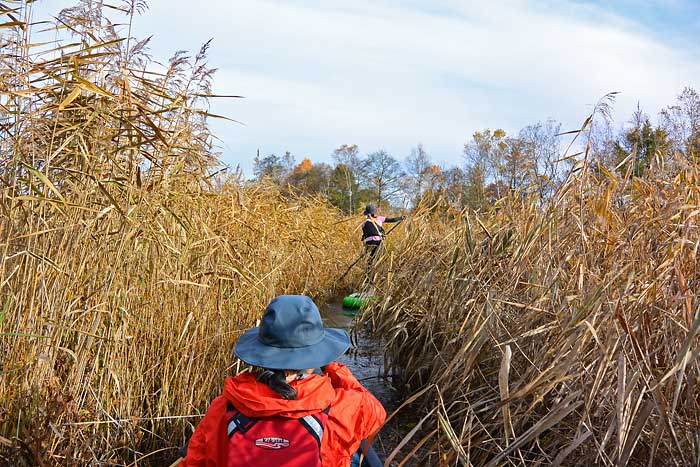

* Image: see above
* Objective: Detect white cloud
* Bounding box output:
[33,0,700,172]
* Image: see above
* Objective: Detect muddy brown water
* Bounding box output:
[320,299,409,464]
[320,300,397,412]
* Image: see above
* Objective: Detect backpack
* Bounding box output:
[225,402,330,467]
[365,218,385,238]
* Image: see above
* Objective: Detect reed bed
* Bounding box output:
[1,183,354,465]
[367,161,700,465]
[0,2,354,464]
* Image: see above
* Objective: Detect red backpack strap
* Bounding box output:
[297,406,330,450]
[298,415,323,449]
[226,402,258,439]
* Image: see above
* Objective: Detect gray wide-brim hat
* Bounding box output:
[234,295,351,370]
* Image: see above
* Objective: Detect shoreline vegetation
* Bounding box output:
[3,1,700,466]
[366,163,700,465]
[1,1,355,464]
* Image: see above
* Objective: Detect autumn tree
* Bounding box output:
[328,164,361,214]
[518,119,563,198]
[331,144,361,213]
[420,164,444,204]
[614,108,669,177]
[437,166,471,209]
[285,158,332,196]
[296,158,313,171]
[502,136,535,191]
[253,151,295,183]
[463,129,508,204]
[588,118,618,169]
[361,150,405,207]
[404,143,432,207]
[660,87,700,161]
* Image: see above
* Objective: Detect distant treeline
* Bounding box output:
[252,87,700,213]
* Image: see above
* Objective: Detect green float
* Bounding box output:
[341,292,374,311]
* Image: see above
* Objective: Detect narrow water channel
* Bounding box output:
[320,299,396,411]
[320,298,410,466]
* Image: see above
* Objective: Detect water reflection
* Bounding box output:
[320,301,396,410]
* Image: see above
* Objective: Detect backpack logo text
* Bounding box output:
[254,437,290,450]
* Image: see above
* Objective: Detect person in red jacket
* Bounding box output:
[181,295,386,467]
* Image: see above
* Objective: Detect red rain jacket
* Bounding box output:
[182,362,386,467]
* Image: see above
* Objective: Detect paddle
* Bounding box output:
[336,250,370,284]
[382,217,405,237]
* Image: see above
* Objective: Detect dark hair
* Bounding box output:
[256,369,298,400]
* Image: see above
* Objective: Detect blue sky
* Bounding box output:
[34,0,700,175]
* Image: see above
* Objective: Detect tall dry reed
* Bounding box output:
[0,2,355,464]
[367,137,700,466]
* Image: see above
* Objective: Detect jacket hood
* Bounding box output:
[223,373,336,419]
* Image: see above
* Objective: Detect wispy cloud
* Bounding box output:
[36,0,700,171]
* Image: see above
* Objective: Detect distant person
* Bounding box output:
[180,295,386,467]
[361,204,404,258]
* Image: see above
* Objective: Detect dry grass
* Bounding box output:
[366,138,700,465]
[1,182,354,465]
[7,2,700,467]
[0,2,354,464]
